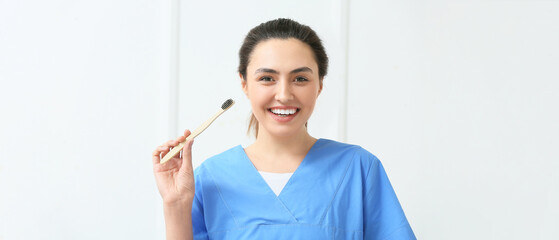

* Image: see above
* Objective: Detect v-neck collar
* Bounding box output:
[203,138,354,226]
[239,138,324,198]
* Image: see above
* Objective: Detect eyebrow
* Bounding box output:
[254,67,313,74]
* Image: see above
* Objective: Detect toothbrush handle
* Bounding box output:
[160,109,225,164]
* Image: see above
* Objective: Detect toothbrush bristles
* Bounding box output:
[221,99,234,110]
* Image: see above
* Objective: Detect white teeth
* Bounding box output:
[270,108,297,115]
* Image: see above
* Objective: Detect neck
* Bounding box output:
[252,127,316,156]
[244,126,317,173]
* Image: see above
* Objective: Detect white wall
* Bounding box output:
[1,0,557,239]
[0,0,167,239]
[346,1,559,239]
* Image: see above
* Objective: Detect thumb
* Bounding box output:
[179,138,194,174]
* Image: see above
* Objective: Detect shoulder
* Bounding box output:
[194,145,245,176]
[315,138,379,163]
[312,139,381,177]
[192,145,249,199]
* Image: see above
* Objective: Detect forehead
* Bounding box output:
[247,38,318,73]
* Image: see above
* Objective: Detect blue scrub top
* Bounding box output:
[191,139,416,239]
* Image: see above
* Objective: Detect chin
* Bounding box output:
[260,124,307,139]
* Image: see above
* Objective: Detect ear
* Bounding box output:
[317,78,323,96]
[240,73,248,96]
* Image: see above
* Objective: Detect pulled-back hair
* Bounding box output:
[238,18,329,137]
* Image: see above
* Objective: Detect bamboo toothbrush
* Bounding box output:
[160,98,234,164]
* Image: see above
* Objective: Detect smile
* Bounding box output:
[268,108,300,117]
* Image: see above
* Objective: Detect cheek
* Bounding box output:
[247,85,270,107]
[299,87,320,105]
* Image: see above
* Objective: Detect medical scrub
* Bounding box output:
[191,138,416,239]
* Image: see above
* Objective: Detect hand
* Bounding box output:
[152,129,195,205]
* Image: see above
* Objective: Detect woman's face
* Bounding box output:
[242,38,322,138]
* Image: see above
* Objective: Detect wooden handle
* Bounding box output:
[159,109,225,164]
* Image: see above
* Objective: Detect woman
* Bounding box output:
[153,18,416,240]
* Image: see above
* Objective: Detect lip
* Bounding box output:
[267,107,300,123]
[268,106,299,110]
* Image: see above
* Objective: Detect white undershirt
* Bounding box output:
[258,171,294,196]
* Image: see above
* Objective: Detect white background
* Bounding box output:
[1,0,558,239]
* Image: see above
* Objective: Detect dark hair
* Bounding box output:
[238,18,329,137]
[238,18,328,79]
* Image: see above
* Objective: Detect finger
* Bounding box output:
[156,142,178,163]
[176,135,186,143]
[175,130,192,158]
[165,139,178,148]
[158,143,175,151]
[159,145,171,159]
[173,129,192,143]
[152,148,162,157]
[153,131,190,166]
[154,155,180,171]
[153,145,168,165]
[153,143,170,158]
[152,148,161,164]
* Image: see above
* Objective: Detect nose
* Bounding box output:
[275,79,294,102]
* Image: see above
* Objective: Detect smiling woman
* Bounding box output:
[153,18,416,240]
[242,38,322,140]
[238,18,328,139]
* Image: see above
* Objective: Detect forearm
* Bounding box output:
[163,201,193,240]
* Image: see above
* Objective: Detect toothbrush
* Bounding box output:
[160,98,235,164]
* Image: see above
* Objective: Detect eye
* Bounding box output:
[259,76,274,82]
[294,77,308,82]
